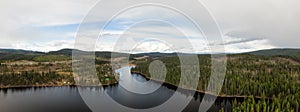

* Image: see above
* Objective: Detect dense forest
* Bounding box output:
[1,48,300,111]
[132,54,300,112]
[0,61,74,87]
[0,49,119,87]
[0,69,74,86]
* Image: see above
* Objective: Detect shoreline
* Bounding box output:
[0,85,75,89]
[0,71,271,100]
[0,82,119,89]
[131,71,272,100]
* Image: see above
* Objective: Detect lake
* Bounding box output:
[0,67,235,112]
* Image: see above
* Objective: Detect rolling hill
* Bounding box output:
[1,48,300,62]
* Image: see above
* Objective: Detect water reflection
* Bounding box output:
[0,86,91,112]
[0,73,238,112]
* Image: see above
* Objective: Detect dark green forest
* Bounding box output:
[0,68,74,86]
[1,48,300,111]
[132,54,300,112]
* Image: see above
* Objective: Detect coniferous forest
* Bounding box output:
[132,54,300,112]
[0,49,300,111]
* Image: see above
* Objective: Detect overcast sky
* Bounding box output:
[0,0,299,53]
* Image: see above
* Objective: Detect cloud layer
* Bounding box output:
[0,0,298,53]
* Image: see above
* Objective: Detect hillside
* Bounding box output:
[0,49,43,54]
[248,48,300,62]
[249,48,300,56]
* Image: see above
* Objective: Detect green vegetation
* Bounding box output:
[249,48,300,62]
[0,69,74,87]
[249,48,300,58]
[0,49,120,87]
[0,53,37,62]
[1,48,300,111]
[96,64,118,85]
[132,54,300,112]
[33,55,70,62]
[0,60,74,87]
[232,95,299,112]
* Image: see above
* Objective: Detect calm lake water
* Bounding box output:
[0,67,235,112]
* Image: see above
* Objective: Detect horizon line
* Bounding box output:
[1,47,300,55]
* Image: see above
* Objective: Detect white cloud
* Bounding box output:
[11,40,74,52]
[0,0,299,53]
[0,0,97,27]
[0,0,97,50]
[130,40,173,53]
[201,0,300,48]
[223,37,275,53]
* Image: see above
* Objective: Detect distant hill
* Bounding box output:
[48,48,74,56]
[248,48,300,56]
[0,48,134,62]
[0,49,44,62]
[2,48,300,62]
[248,48,300,62]
[0,49,43,54]
[133,52,177,57]
[47,49,129,58]
[133,52,198,58]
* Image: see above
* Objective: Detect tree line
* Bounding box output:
[132,54,300,111]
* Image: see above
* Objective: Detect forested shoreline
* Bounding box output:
[132,54,300,112]
[1,48,300,111]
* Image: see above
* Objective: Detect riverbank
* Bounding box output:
[0,70,271,100]
[0,82,119,89]
[0,84,73,89]
[131,71,272,100]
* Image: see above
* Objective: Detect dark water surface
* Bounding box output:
[0,68,237,112]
